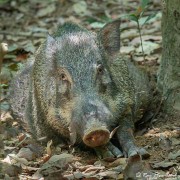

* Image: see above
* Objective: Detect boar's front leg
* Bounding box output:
[116,115,149,158]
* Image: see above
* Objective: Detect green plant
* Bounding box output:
[0,0,9,4]
[128,0,157,61]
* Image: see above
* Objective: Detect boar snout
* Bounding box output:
[82,113,110,148]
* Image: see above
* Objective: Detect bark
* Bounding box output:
[158,0,180,113]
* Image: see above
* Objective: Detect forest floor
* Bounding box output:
[0,0,179,179]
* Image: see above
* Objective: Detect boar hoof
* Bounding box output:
[125,146,150,159]
[94,142,123,159]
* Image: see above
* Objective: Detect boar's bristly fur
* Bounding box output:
[10,20,150,158]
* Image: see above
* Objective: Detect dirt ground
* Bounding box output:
[0,0,179,179]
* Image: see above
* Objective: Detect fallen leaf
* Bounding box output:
[3,154,29,166]
[18,133,26,142]
[26,143,44,158]
[98,170,119,179]
[136,41,160,55]
[73,171,84,179]
[151,160,177,169]
[32,170,44,179]
[131,35,162,46]
[38,153,73,178]
[121,29,137,40]
[121,46,134,54]
[63,173,75,179]
[81,170,98,178]
[171,137,180,146]
[21,164,40,172]
[84,166,105,173]
[4,146,16,153]
[41,154,50,164]
[78,165,93,171]
[0,162,22,177]
[107,158,127,168]
[40,153,73,171]
[17,147,36,161]
[24,42,35,53]
[82,178,98,180]
[6,44,18,54]
[0,111,13,123]
[133,56,145,62]
[27,26,48,33]
[73,1,89,15]
[168,150,180,160]
[109,165,124,174]
[37,4,56,18]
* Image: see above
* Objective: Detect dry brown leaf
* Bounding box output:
[151,160,177,169]
[84,166,105,173]
[3,154,29,166]
[41,154,51,164]
[107,158,127,168]
[98,170,119,179]
[17,147,36,161]
[168,150,180,160]
[18,133,26,142]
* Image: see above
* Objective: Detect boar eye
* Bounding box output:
[60,73,67,81]
[97,64,104,74]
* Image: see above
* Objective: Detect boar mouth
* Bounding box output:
[83,128,110,147]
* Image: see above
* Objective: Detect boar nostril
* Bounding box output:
[83,129,110,147]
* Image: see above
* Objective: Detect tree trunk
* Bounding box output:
[158,0,180,113]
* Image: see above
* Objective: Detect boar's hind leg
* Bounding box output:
[94,142,123,159]
[116,117,149,158]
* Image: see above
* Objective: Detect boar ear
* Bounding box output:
[99,19,121,56]
[46,34,57,59]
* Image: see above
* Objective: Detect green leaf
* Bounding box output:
[8,63,19,71]
[139,9,146,18]
[0,84,8,88]
[141,0,149,8]
[128,14,139,23]
[90,22,105,29]
[142,13,157,25]
[0,0,9,4]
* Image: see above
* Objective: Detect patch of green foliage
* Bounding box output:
[128,0,157,60]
